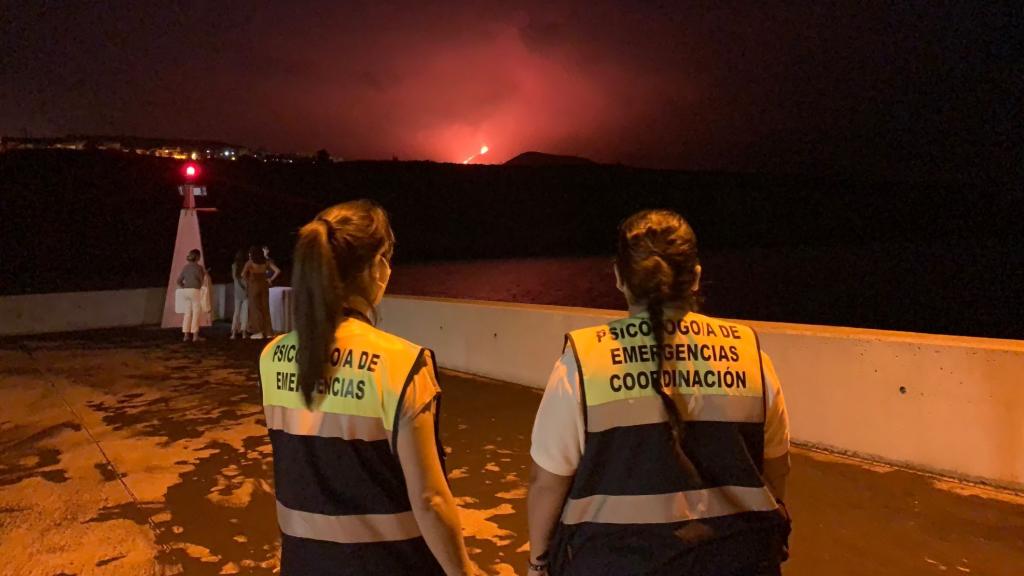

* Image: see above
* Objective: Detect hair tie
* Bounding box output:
[317,217,335,238]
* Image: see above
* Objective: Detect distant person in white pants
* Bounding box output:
[177,249,208,342]
[230,249,249,339]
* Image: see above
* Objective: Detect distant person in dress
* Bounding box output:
[243,245,280,339]
[177,249,208,342]
[231,249,250,339]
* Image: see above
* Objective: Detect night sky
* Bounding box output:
[2,1,1019,179]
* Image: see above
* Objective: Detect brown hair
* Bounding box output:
[249,245,267,265]
[187,249,201,263]
[233,249,248,279]
[293,200,395,406]
[615,209,700,477]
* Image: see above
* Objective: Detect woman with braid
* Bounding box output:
[527,209,791,576]
[259,200,476,575]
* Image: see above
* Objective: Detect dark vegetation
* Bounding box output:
[1,149,1021,338]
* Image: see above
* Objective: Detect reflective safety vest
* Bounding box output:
[259,319,445,576]
[551,311,785,575]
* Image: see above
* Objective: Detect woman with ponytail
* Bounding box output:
[259,200,476,576]
[528,209,792,576]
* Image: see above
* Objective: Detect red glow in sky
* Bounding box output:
[1,2,1016,177]
[183,163,199,179]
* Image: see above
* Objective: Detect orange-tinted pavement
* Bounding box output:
[1,327,1021,575]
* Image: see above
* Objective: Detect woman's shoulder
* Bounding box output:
[353,322,424,355]
[687,311,759,337]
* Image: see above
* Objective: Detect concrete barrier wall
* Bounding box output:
[0,285,231,336]
[3,288,1021,488]
[379,295,1024,489]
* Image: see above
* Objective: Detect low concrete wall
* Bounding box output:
[0,285,231,336]
[3,288,1021,488]
[379,295,1024,490]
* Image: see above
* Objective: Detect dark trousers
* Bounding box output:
[556,522,789,576]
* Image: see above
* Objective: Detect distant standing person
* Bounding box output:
[231,249,250,339]
[177,249,208,342]
[243,245,280,339]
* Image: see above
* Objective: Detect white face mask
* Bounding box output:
[372,255,391,304]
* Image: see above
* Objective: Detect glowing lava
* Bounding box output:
[462,145,490,164]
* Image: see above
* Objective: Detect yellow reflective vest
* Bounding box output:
[259,318,445,576]
[549,311,786,575]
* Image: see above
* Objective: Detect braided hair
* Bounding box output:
[616,209,701,477]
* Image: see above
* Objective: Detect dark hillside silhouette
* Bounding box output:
[1,150,1021,338]
[504,151,596,166]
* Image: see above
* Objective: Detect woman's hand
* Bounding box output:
[526,564,548,576]
[528,462,572,576]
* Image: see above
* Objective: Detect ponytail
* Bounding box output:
[293,219,345,407]
[292,200,395,408]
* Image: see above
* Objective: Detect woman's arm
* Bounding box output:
[397,400,475,576]
[764,454,790,501]
[526,351,585,574]
[527,462,573,574]
[268,261,281,284]
[761,352,791,501]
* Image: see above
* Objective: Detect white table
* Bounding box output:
[269,286,293,333]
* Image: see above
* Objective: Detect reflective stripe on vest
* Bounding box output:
[264,404,389,442]
[562,485,779,525]
[259,321,431,546]
[276,501,423,544]
[587,393,765,432]
[563,311,776,524]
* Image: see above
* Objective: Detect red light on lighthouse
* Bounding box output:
[183,163,200,180]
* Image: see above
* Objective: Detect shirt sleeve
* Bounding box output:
[530,348,586,477]
[761,351,791,459]
[398,350,442,423]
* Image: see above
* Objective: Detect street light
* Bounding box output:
[178,163,208,209]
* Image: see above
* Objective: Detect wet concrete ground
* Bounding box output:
[1,326,1022,576]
